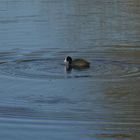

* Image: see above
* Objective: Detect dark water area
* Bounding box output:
[0,0,140,140]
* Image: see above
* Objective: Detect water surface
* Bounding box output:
[0,0,140,140]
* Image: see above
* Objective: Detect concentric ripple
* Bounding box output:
[0,50,140,80]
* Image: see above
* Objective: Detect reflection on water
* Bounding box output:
[0,0,140,140]
[0,48,140,80]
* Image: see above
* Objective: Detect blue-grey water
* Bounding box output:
[0,0,140,139]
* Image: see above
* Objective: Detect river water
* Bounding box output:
[0,0,140,139]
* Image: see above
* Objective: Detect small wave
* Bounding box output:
[0,50,140,80]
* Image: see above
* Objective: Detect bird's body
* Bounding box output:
[70,59,90,68]
[64,56,90,70]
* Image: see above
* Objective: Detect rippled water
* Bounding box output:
[0,0,140,140]
[0,47,140,80]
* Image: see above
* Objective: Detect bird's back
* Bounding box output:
[71,59,90,68]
